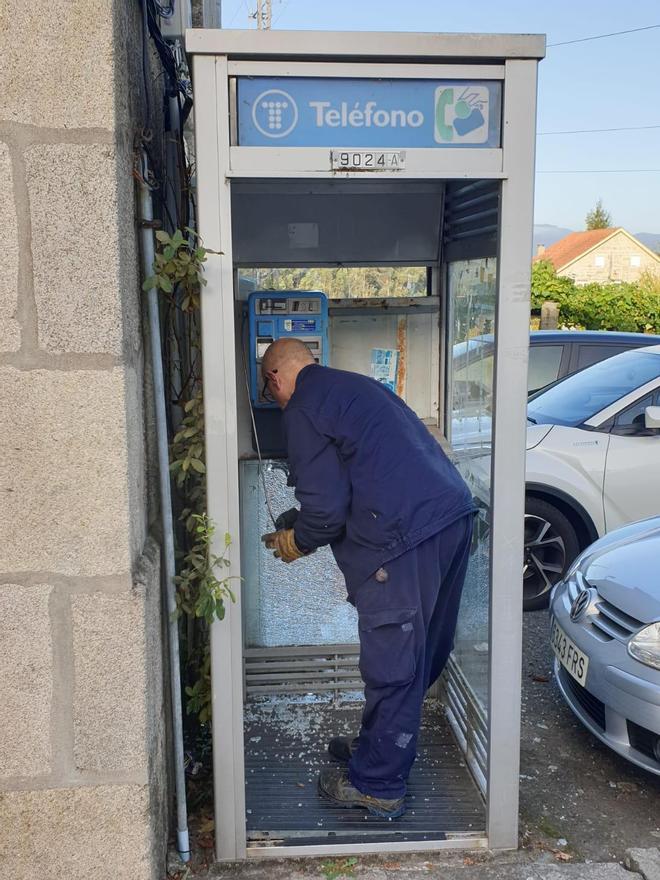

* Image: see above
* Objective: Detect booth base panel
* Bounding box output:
[244,697,485,847]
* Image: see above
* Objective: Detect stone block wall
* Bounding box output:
[0,2,169,878]
[562,232,660,285]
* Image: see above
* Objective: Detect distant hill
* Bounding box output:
[534,225,660,256]
[634,232,660,253]
[533,225,573,251]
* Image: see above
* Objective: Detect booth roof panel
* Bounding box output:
[185,29,546,61]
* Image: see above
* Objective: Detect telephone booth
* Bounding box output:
[187,28,545,860]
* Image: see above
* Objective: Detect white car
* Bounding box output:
[524,345,660,610]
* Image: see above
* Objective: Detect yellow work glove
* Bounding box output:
[261,528,306,563]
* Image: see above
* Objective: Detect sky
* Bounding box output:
[220,0,660,233]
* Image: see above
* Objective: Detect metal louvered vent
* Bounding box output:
[441,655,487,797]
[443,180,500,247]
[244,645,361,697]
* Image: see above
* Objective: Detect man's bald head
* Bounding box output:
[262,337,314,374]
[261,338,316,408]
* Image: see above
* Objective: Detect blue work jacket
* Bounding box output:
[283,364,475,590]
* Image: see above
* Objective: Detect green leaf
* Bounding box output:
[155,230,170,243]
[142,275,158,291]
[190,459,206,474]
[159,275,173,293]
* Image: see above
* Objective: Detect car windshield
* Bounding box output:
[527,350,660,427]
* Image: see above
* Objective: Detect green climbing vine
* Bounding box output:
[143,228,236,727]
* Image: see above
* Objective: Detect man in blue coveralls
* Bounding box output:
[261,338,475,819]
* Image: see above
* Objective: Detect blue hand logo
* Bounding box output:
[434,86,489,143]
[252,89,299,139]
[453,99,485,137]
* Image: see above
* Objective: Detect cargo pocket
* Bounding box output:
[358,607,417,688]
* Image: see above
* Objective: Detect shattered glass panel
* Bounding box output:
[450,510,490,707]
[447,257,497,712]
[240,460,358,648]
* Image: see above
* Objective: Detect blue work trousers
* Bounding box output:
[347,514,474,800]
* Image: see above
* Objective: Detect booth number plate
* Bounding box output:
[331,150,407,171]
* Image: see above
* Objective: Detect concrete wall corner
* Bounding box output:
[0,0,172,877]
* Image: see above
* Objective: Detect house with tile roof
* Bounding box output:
[534,228,660,285]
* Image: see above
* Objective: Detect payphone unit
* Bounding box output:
[247,290,329,407]
[246,290,329,454]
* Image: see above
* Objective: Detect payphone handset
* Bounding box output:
[248,291,329,408]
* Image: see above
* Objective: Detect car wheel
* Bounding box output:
[523,497,580,612]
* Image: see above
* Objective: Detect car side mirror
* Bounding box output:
[644,406,660,430]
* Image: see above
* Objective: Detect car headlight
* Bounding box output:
[628,622,660,671]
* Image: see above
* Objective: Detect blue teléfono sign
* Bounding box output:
[237,78,501,148]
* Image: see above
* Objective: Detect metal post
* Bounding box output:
[486,58,540,849]
[255,0,271,29]
[192,53,246,862]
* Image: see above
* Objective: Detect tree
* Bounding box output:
[530,259,575,308]
[585,199,612,230]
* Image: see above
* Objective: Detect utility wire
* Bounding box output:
[548,24,660,47]
[227,1,244,25]
[538,124,660,136]
[537,169,660,174]
[273,0,292,26]
[228,0,251,26]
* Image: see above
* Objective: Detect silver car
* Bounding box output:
[549,517,660,775]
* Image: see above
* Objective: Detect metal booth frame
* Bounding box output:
[187,28,545,861]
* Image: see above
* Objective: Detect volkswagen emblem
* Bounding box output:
[570,588,592,622]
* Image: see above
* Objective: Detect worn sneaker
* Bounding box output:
[318,767,406,819]
[327,735,359,763]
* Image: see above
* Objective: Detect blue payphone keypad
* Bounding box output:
[248,291,329,408]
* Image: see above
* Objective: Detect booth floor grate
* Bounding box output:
[244,697,485,846]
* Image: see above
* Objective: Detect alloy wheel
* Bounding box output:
[523,514,566,603]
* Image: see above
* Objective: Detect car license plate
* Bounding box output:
[551,619,589,686]
[330,150,406,170]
